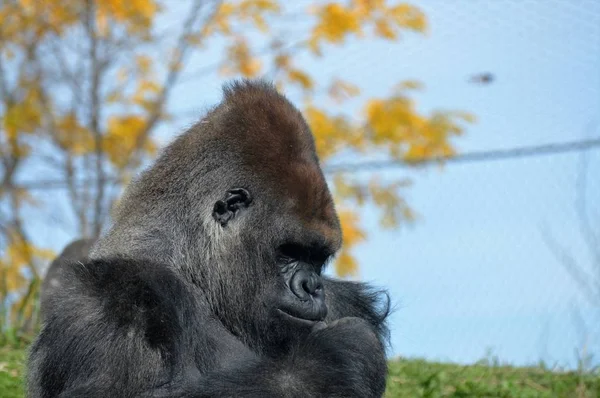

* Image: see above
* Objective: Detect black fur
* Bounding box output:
[39,238,95,320]
[27,80,391,398]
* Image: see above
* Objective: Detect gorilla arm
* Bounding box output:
[28,258,387,398]
[169,317,387,398]
[172,278,390,398]
[29,257,260,398]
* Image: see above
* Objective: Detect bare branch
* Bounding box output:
[85,0,107,239]
[179,38,307,84]
[123,0,219,172]
[45,38,85,106]
[7,193,39,280]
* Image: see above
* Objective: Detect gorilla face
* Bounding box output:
[210,182,339,350]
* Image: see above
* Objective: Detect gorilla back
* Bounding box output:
[39,238,95,320]
[27,79,391,398]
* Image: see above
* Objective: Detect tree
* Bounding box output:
[0,0,474,334]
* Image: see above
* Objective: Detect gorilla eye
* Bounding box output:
[278,243,306,262]
[277,243,329,269]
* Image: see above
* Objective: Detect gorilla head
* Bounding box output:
[91,80,342,351]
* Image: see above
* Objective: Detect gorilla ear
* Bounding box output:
[212,188,253,227]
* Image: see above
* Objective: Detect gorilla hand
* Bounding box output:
[297,317,388,397]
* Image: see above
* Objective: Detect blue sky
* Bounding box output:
[28,1,600,368]
[342,0,600,367]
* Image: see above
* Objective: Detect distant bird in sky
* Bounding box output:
[468,72,495,85]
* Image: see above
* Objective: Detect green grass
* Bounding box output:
[385,358,599,397]
[1,345,598,397]
[0,346,26,397]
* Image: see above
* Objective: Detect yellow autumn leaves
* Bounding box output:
[0,0,474,313]
[104,116,157,168]
[0,235,54,293]
[211,0,428,96]
[306,79,474,276]
[309,1,427,53]
[2,0,159,43]
[95,0,159,36]
[335,210,366,277]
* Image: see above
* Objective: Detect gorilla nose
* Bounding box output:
[290,269,323,301]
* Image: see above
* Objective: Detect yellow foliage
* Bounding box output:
[1,237,54,292]
[363,87,474,163]
[221,40,262,77]
[375,18,396,39]
[2,2,78,39]
[274,54,291,69]
[287,69,314,91]
[104,115,157,168]
[389,3,427,32]
[203,0,279,37]
[396,79,424,91]
[339,210,366,248]
[304,104,360,160]
[96,0,158,36]
[450,111,478,124]
[0,259,26,293]
[308,1,427,53]
[185,33,205,46]
[99,0,158,22]
[334,250,360,278]
[365,95,474,162]
[368,179,412,228]
[203,3,235,36]
[272,52,315,94]
[55,112,94,154]
[135,55,153,75]
[352,0,385,17]
[106,90,123,104]
[0,234,53,327]
[14,186,39,207]
[2,87,43,139]
[366,97,421,144]
[334,210,367,277]
[328,79,361,103]
[333,175,368,205]
[0,0,472,282]
[309,3,361,53]
[3,1,157,41]
[132,80,161,107]
[116,68,129,84]
[240,0,280,12]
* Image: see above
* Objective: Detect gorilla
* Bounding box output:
[27,80,391,397]
[39,238,95,320]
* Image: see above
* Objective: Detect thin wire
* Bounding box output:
[9,137,600,190]
[324,138,600,173]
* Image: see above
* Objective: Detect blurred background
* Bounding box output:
[0,0,599,388]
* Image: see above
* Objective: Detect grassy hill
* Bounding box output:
[2,345,598,397]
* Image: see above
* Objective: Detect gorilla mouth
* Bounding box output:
[276,309,323,327]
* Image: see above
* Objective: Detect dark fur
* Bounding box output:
[39,238,95,320]
[27,80,391,397]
